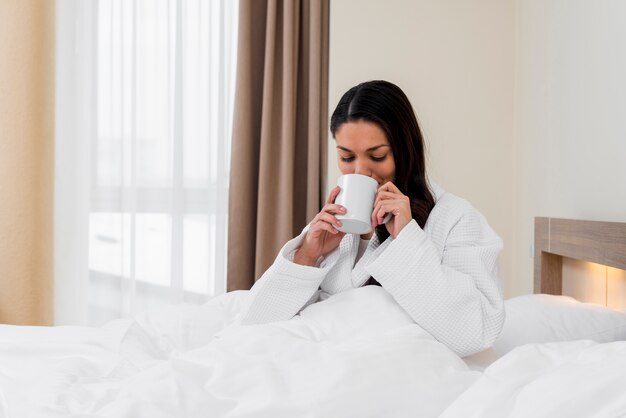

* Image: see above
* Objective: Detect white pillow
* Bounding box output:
[492,294,626,356]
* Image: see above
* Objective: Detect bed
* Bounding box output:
[1,217,625,417]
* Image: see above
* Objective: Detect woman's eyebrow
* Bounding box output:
[336,144,389,152]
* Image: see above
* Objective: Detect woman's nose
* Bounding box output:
[354,160,371,176]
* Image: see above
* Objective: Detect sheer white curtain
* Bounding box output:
[55,0,238,326]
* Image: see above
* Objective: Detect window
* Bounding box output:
[55,0,238,325]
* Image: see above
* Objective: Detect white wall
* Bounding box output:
[514,0,626,295]
[328,0,517,295]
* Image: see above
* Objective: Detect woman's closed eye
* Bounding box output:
[340,155,387,162]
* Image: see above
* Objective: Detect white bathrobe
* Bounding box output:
[240,182,505,357]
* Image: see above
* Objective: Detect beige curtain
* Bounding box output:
[0,0,55,325]
[227,0,330,291]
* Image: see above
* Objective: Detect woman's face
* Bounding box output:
[335,120,395,185]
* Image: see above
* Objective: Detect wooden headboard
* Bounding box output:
[534,217,626,294]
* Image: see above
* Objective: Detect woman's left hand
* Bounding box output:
[372,181,412,239]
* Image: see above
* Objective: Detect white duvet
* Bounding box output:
[0,287,478,418]
[1,286,625,418]
[441,339,626,418]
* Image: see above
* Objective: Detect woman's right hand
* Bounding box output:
[294,186,346,266]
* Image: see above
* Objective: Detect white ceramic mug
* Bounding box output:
[334,174,389,235]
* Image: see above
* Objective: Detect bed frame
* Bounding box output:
[534,217,626,294]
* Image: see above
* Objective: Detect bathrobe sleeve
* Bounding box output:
[365,201,505,357]
[239,227,341,325]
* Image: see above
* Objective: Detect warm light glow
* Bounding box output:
[562,258,626,310]
[607,266,626,310]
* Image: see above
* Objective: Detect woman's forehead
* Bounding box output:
[335,120,389,150]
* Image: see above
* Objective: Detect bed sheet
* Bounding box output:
[0,286,479,418]
[2,286,625,417]
[441,339,626,417]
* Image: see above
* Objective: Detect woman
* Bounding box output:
[240,80,504,357]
